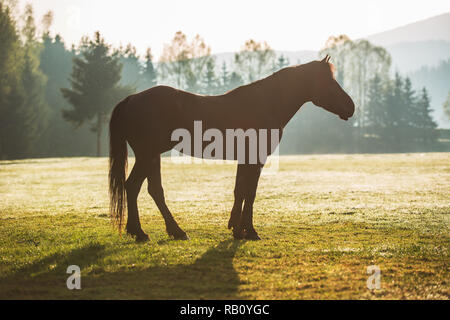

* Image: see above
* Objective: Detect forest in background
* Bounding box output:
[1,2,450,160]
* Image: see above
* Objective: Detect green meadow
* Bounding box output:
[0,153,448,299]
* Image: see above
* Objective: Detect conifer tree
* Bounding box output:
[220,62,230,93]
[62,31,133,156]
[365,74,386,134]
[118,43,141,90]
[203,58,218,94]
[416,87,437,145]
[142,48,157,90]
[20,4,49,157]
[0,2,23,158]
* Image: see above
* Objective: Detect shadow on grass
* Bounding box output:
[85,239,243,299]
[0,242,106,299]
[0,240,242,299]
[8,242,106,277]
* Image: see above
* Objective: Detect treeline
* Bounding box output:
[281,72,438,154]
[0,3,447,160]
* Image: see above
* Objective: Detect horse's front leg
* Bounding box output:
[228,164,246,232]
[230,164,264,240]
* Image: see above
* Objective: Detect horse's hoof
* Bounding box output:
[126,227,136,237]
[174,233,189,240]
[169,229,189,240]
[135,233,150,243]
[228,212,240,230]
[244,232,261,241]
[232,228,245,240]
[228,218,238,230]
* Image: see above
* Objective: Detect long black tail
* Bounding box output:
[109,97,129,234]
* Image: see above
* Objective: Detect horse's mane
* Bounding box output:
[328,63,336,79]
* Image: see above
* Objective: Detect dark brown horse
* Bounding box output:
[109,55,354,242]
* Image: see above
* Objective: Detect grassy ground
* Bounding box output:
[0,153,448,299]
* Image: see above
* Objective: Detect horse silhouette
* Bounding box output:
[109,55,355,242]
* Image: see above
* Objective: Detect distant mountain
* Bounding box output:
[366,12,450,46]
[385,40,450,73]
[214,13,450,72]
[366,13,450,128]
[211,13,450,128]
[365,12,450,73]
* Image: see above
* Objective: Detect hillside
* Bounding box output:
[211,13,450,128]
[366,12,450,46]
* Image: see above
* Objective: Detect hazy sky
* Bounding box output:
[26,0,450,59]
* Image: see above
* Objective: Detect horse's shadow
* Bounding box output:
[93,239,243,299]
[1,240,242,299]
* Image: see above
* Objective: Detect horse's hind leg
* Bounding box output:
[147,155,188,240]
[125,160,149,242]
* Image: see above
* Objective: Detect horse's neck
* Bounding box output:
[252,66,312,128]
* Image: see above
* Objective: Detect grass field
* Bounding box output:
[0,153,449,299]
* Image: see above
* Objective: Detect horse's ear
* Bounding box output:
[321,54,330,63]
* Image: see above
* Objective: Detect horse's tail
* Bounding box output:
[109,97,130,234]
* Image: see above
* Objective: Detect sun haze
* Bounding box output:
[27,0,450,58]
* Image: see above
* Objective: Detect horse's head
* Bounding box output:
[310,55,355,121]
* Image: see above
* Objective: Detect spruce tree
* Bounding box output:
[62,31,133,156]
[389,73,409,148]
[0,2,23,158]
[20,4,50,157]
[402,77,417,143]
[142,48,157,90]
[220,62,230,93]
[229,72,244,90]
[365,74,386,135]
[0,3,49,159]
[273,54,290,72]
[416,88,437,146]
[203,58,218,94]
[118,44,141,90]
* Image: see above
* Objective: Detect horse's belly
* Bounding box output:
[171,128,282,164]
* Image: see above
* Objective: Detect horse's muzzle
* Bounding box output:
[339,97,355,121]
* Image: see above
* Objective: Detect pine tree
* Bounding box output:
[365,74,386,135]
[402,77,417,143]
[382,76,399,149]
[39,33,99,157]
[117,44,141,90]
[0,3,49,159]
[229,72,244,90]
[416,87,437,146]
[20,4,49,157]
[388,73,409,148]
[142,48,157,90]
[61,31,133,156]
[403,77,417,125]
[273,54,290,72]
[203,58,218,94]
[220,62,230,93]
[0,2,23,158]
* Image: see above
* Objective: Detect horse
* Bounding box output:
[108,55,355,242]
